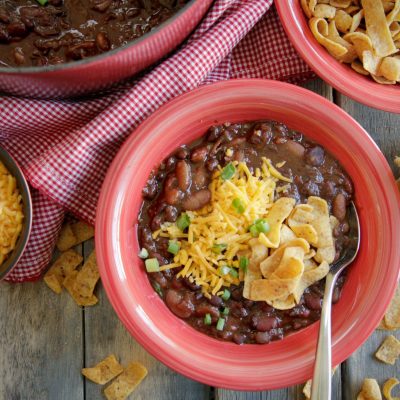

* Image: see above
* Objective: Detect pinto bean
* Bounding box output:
[195,304,220,319]
[175,147,189,159]
[175,160,191,191]
[13,47,25,65]
[333,193,347,221]
[165,289,194,319]
[164,174,182,205]
[182,189,211,211]
[190,146,209,163]
[96,31,110,51]
[192,166,208,189]
[284,140,305,158]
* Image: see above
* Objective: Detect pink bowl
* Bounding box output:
[275,0,400,113]
[96,79,400,390]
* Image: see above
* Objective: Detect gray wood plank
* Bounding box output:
[336,93,400,400]
[0,250,85,400]
[83,239,210,400]
[217,78,342,400]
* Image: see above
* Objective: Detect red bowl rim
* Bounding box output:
[275,0,400,113]
[96,79,400,390]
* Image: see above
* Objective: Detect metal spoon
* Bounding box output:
[311,201,360,400]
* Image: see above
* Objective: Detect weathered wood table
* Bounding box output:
[0,79,398,400]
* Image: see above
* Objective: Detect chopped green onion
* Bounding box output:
[221,289,231,301]
[232,198,245,214]
[145,258,160,273]
[167,240,180,255]
[222,307,230,316]
[36,0,48,5]
[255,219,270,234]
[239,256,249,272]
[176,213,191,231]
[204,313,212,325]
[216,317,226,331]
[249,224,259,237]
[229,268,238,278]
[219,265,231,276]
[221,163,236,180]
[152,282,163,297]
[138,248,149,259]
[212,243,227,254]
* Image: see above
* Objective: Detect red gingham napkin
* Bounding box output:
[0,1,313,282]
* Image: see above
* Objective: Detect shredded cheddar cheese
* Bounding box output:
[0,161,24,265]
[159,159,292,297]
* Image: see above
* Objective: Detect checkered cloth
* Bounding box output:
[0,1,313,282]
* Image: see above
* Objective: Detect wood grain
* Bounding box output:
[0,248,84,400]
[83,239,210,400]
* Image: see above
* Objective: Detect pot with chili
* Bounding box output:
[137,120,354,345]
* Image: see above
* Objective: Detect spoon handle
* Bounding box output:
[311,272,336,400]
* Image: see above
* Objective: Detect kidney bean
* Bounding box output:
[292,319,310,330]
[304,293,322,311]
[91,0,112,12]
[183,278,201,291]
[233,333,246,345]
[284,140,305,158]
[321,181,336,198]
[252,315,278,332]
[66,41,96,60]
[190,146,209,163]
[225,317,240,332]
[255,331,270,344]
[165,289,194,319]
[305,146,325,166]
[151,272,168,289]
[164,174,182,205]
[301,180,320,197]
[182,189,211,211]
[333,193,347,221]
[175,147,189,159]
[218,329,233,341]
[96,31,110,51]
[288,305,310,318]
[192,166,208,189]
[231,137,247,147]
[230,302,249,318]
[231,287,243,301]
[340,221,350,234]
[175,160,191,192]
[7,20,27,37]
[195,304,220,320]
[0,26,9,43]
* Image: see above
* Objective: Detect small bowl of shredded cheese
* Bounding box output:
[0,146,32,280]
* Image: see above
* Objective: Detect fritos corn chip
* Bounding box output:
[104,362,148,400]
[73,250,99,298]
[82,355,124,385]
[383,377,400,400]
[44,250,83,294]
[375,335,400,365]
[357,378,383,400]
[302,0,400,84]
[56,221,94,252]
[63,270,98,306]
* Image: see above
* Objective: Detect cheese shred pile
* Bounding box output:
[153,158,291,298]
[0,161,24,265]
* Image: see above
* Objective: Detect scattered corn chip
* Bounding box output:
[82,355,124,385]
[56,224,77,252]
[44,250,83,294]
[72,221,94,244]
[303,366,338,399]
[104,362,148,400]
[357,378,382,400]
[385,286,400,329]
[73,250,100,298]
[383,377,400,400]
[63,270,98,306]
[376,335,400,364]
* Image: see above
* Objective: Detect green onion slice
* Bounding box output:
[204,313,212,325]
[138,248,149,259]
[221,289,231,301]
[249,224,259,237]
[239,256,249,272]
[216,317,225,331]
[255,219,270,234]
[229,268,238,278]
[152,282,163,297]
[222,307,230,316]
[167,240,180,255]
[145,258,160,273]
[221,163,236,180]
[36,0,48,5]
[176,213,191,231]
[232,198,245,214]
[211,243,227,254]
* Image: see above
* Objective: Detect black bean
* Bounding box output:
[230,302,249,318]
[247,122,272,145]
[205,158,219,172]
[183,278,200,291]
[142,176,158,200]
[305,146,325,166]
[207,126,222,142]
[304,293,322,311]
[164,205,178,222]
